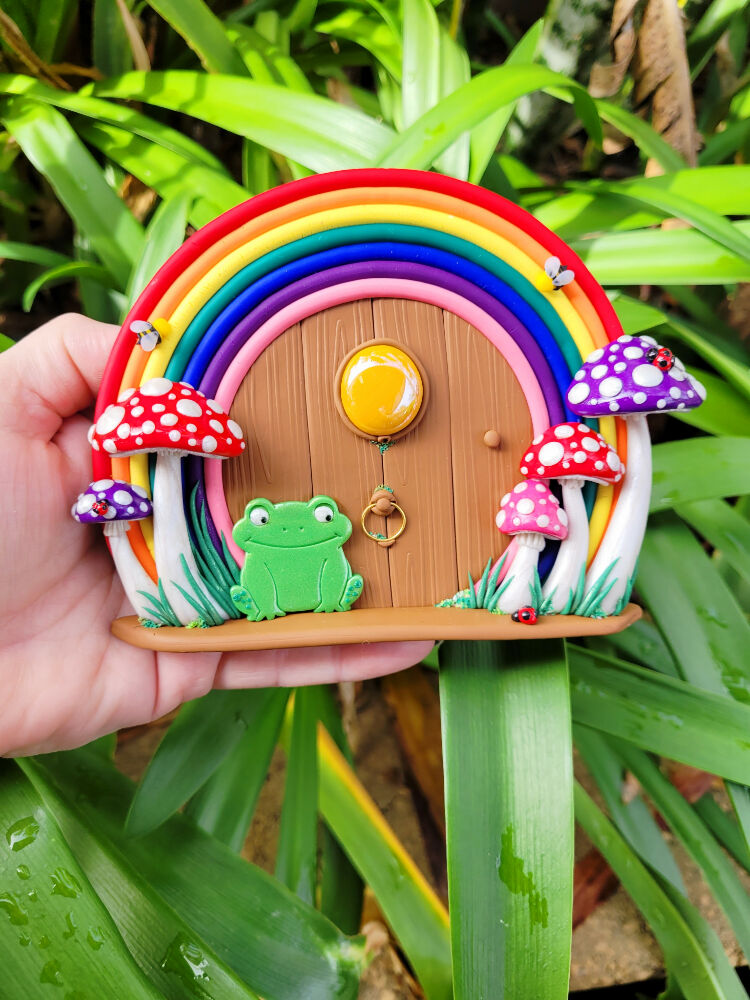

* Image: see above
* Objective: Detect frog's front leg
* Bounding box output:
[314,555,361,613]
[235,558,285,621]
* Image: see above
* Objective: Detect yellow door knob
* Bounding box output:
[340,344,423,437]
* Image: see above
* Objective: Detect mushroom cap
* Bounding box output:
[71,479,152,524]
[566,335,706,416]
[495,480,568,540]
[88,378,246,459]
[520,422,624,485]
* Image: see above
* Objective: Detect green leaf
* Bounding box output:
[593,99,687,172]
[15,757,263,1000]
[93,0,134,76]
[314,689,364,936]
[146,0,248,74]
[0,97,144,288]
[32,750,364,1000]
[688,0,747,64]
[662,315,750,400]
[638,515,750,704]
[127,689,278,836]
[568,647,750,783]
[673,368,750,437]
[317,727,452,1000]
[435,30,471,179]
[571,221,750,285]
[575,782,747,1000]
[570,178,750,261]
[276,689,319,905]
[0,761,164,999]
[0,240,70,268]
[91,71,396,172]
[440,640,572,1000]
[694,795,750,872]
[600,618,679,677]
[185,689,289,852]
[650,438,750,512]
[0,74,229,170]
[34,0,76,62]
[537,166,750,241]
[77,120,245,229]
[126,190,191,307]
[469,21,542,184]
[315,11,402,80]
[401,0,440,132]
[574,726,685,893]
[377,64,602,169]
[675,498,750,585]
[614,741,750,962]
[700,119,750,165]
[22,260,117,311]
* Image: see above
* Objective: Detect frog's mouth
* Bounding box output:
[249,536,345,549]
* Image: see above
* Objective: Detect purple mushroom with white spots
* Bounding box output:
[72,479,160,619]
[566,334,705,615]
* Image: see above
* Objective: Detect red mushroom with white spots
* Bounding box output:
[566,334,704,615]
[494,480,568,614]
[90,377,245,625]
[520,422,624,613]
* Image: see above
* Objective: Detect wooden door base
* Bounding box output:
[111,604,642,652]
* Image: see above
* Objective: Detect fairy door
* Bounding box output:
[224,300,533,609]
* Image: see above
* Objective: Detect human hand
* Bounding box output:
[0,315,433,756]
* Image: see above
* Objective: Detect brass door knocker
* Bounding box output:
[361,486,406,548]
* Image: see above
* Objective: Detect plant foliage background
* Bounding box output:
[0,0,749,996]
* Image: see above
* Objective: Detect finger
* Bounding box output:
[0,314,119,440]
[213,640,435,689]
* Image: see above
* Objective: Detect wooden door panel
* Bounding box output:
[225,322,312,525]
[301,301,391,609]
[443,312,534,583]
[374,299,459,607]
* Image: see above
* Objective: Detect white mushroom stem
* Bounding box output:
[153,451,228,625]
[542,479,588,613]
[104,521,161,619]
[584,413,650,615]
[498,532,545,614]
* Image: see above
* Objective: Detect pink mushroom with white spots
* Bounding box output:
[494,480,568,613]
[89,377,245,625]
[520,422,624,613]
[566,334,705,615]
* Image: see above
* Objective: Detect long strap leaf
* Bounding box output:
[440,639,573,1000]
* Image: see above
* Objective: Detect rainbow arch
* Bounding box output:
[92,169,627,584]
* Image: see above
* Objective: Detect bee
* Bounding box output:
[543,256,575,291]
[130,320,163,352]
[646,345,674,371]
[511,606,538,625]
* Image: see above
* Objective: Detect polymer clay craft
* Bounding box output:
[71,169,704,652]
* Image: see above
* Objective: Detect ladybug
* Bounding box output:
[511,606,538,625]
[646,345,674,371]
[92,499,110,517]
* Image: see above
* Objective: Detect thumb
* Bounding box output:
[0,313,119,440]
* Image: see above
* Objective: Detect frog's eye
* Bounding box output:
[314,504,335,523]
[249,506,269,526]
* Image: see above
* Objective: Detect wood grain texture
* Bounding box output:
[374,299,459,607]
[224,323,312,524]
[443,312,534,584]
[301,300,391,609]
[111,605,644,652]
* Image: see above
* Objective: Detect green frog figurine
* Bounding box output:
[230,496,364,621]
